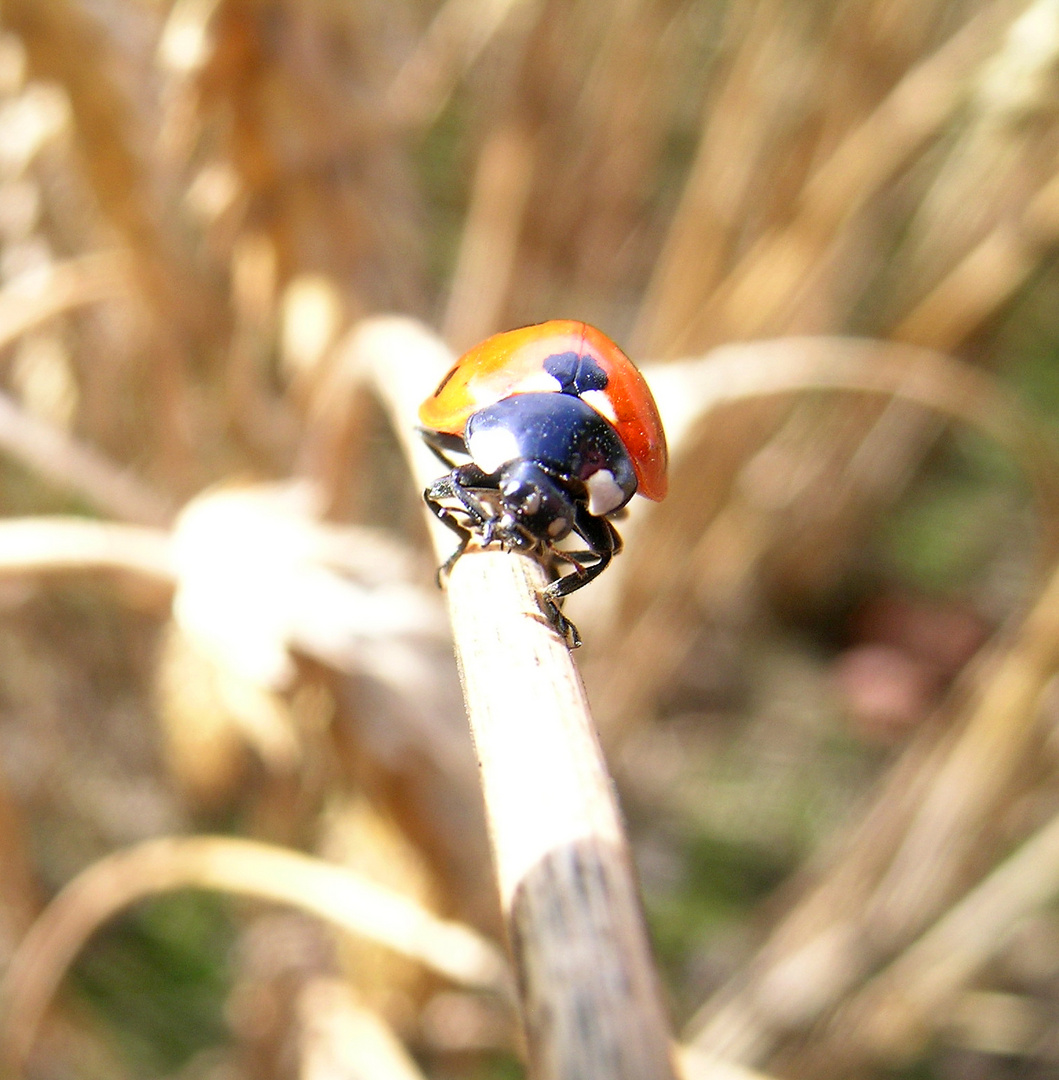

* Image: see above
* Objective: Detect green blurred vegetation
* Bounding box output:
[73,895,234,1073]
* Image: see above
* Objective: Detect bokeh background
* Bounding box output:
[2,0,1059,1077]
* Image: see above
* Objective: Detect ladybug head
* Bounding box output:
[491,460,577,549]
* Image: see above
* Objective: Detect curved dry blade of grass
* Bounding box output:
[170,481,446,689]
[384,0,534,126]
[0,835,512,1072]
[858,558,1059,933]
[837,801,1059,1062]
[682,529,1059,1069]
[6,0,214,340]
[589,334,1059,714]
[647,336,1059,518]
[0,390,173,526]
[893,163,1059,348]
[0,250,171,525]
[157,0,225,75]
[298,977,430,1080]
[637,0,1028,354]
[880,0,1059,338]
[631,0,819,357]
[676,1045,785,1080]
[345,315,680,1080]
[0,252,128,351]
[583,331,1059,1071]
[790,0,1024,234]
[442,125,536,352]
[0,516,172,581]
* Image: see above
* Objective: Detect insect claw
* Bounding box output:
[540,593,582,649]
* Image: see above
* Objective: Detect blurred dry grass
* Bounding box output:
[0,0,1056,1077]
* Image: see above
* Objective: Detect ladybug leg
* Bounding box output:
[425,469,493,527]
[541,599,582,650]
[546,547,593,585]
[544,510,621,602]
[423,465,501,582]
[419,427,469,470]
[534,511,621,648]
[426,463,542,555]
[423,482,473,581]
[556,527,624,581]
[445,464,500,532]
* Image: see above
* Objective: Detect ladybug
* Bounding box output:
[418,320,667,646]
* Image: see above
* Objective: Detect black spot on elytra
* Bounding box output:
[543,351,609,396]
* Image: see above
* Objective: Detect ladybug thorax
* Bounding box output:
[463,392,638,519]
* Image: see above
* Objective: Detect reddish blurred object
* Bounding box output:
[832,591,989,743]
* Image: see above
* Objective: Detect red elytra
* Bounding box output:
[419,320,668,502]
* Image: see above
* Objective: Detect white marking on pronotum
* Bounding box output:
[581,389,618,425]
[585,469,625,516]
[548,517,568,537]
[467,425,522,474]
